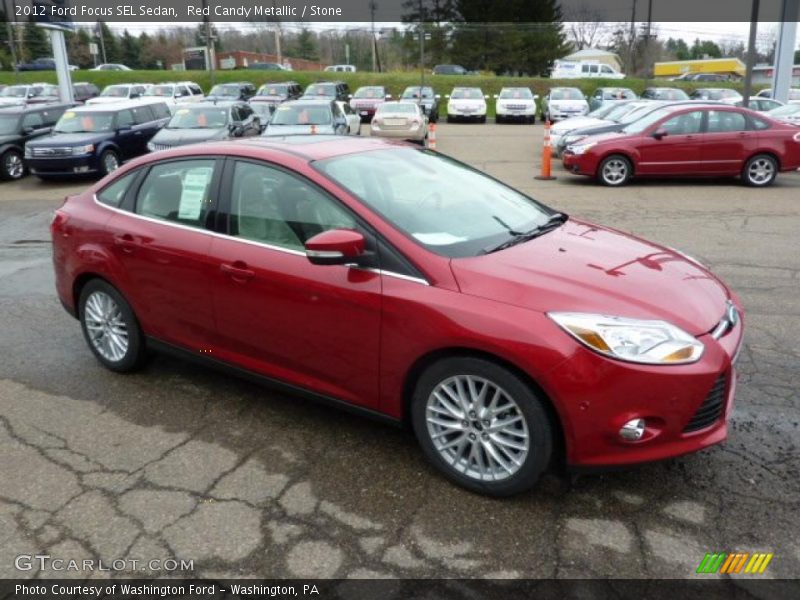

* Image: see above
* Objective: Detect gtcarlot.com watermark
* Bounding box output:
[15,554,194,572]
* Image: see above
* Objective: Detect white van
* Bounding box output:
[325,64,357,73]
[551,60,625,80]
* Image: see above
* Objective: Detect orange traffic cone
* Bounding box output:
[427,122,437,150]
[534,120,557,181]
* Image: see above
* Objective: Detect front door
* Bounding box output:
[636,109,705,175]
[208,159,382,408]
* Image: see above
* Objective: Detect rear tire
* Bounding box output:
[598,154,632,186]
[496,115,504,124]
[479,115,487,124]
[446,115,454,124]
[1,148,25,180]
[411,357,553,497]
[79,280,147,373]
[742,154,777,187]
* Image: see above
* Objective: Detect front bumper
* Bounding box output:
[28,154,101,177]
[543,314,744,468]
[548,108,588,121]
[562,150,599,176]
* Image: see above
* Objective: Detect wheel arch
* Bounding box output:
[596,150,636,176]
[401,347,567,469]
[746,150,781,170]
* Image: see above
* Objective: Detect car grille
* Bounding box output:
[683,373,728,433]
[505,104,529,110]
[149,143,171,151]
[31,147,72,157]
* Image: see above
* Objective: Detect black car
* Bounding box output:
[207,82,257,102]
[689,88,742,101]
[249,81,303,118]
[400,86,440,122]
[25,100,171,180]
[432,64,468,75]
[0,104,72,180]
[640,87,691,101]
[302,81,351,102]
[147,101,261,151]
[72,82,101,104]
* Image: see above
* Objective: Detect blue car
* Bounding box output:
[25,100,171,179]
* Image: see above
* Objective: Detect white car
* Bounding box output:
[335,100,361,135]
[540,87,590,122]
[766,103,800,125]
[90,63,132,71]
[86,84,151,105]
[551,60,625,79]
[493,87,538,124]
[756,88,800,105]
[446,87,488,123]
[142,82,205,112]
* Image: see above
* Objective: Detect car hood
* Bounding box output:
[552,117,610,133]
[351,98,384,106]
[151,128,228,145]
[86,97,129,105]
[570,122,626,137]
[575,131,629,145]
[449,99,485,107]
[450,219,730,336]
[27,132,114,147]
[264,124,336,136]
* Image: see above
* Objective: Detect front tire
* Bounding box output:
[79,280,146,372]
[446,115,454,124]
[598,154,632,186]
[411,357,553,496]
[1,148,25,180]
[742,154,777,187]
[99,149,120,177]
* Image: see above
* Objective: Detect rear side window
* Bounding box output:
[660,110,703,135]
[707,110,747,133]
[750,117,770,130]
[190,85,203,96]
[136,160,216,229]
[151,103,171,120]
[131,105,154,124]
[97,170,138,208]
[21,112,45,129]
[116,110,134,128]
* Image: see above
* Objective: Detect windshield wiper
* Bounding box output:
[480,212,568,255]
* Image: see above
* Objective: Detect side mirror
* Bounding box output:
[230,124,244,137]
[304,229,365,266]
[445,94,450,99]
[22,126,35,136]
[385,94,392,99]
[653,128,668,140]
[434,94,441,99]
[484,94,490,99]
[117,125,132,133]
[493,94,498,99]
[348,94,353,99]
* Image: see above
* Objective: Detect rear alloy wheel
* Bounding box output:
[742,154,777,187]
[100,149,120,176]
[598,154,632,186]
[412,357,553,496]
[1,149,24,180]
[79,280,146,372]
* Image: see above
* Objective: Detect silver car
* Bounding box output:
[263,99,349,136]
[370,102,428,143]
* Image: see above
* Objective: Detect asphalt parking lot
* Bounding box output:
[1,123,799,581]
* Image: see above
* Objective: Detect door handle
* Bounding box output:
[220,261,255,283]
[113,233,136,253]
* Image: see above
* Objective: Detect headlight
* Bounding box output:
[146,142,155,151]
[548,312,704,364]
[564,135,586,144]
[567,141,597,155]
[71,144,94,155]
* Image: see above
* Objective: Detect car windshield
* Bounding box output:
[618,103,663,124]
[587,103,621,119]
[305,84,336,96]
[402,87,434,99]
[499,88,533,99]
[145,85,174,97]
[791,90,800,100]
[377,103,417,115]
[602,88,636,100]
[621,107,673,134]
[257,84,288,97]
[1,87,28,98]
[168,106,229,129]
[101,86,129,98]
[768,104,800,116]
[271,104,331,125]
[550,89,584,100]
[604,103,640,121]
[209,85,240,97]
[315,148,553,258]
[451,89,483,99]
[251,103,273,118]
[651,89,690,100]
[54,110,115,133]
[0,114,20,134]
[354,87,384,99]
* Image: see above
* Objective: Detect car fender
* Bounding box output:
[595,146,638,172]
[70,244,131,310]
[0,142,22,157]
[95,140,120,157]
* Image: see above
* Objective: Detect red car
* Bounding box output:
[51,137,743,496]
[563,103,800,186]
[349,86,390,122]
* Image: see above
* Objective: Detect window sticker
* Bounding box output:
[178,167,213,220]
[413,232,467,245]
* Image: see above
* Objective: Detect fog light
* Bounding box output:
[620,418,646,441]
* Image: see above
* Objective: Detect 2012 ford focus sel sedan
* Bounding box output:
[51,136,744,496]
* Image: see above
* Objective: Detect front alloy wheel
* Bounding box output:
[100,150,120,176]
[1,149,24,180]
[412,357,553,496]
[598,155,632,186]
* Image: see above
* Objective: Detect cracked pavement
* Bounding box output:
[0,123,798,580]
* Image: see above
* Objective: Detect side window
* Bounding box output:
[132,105,154,125]
[178,86,190,98]
[136,160,216,229]
[660,111,703,135]
[750,117,770,130]
[97,170,138,208]
[21,112,46,129]
[581,65,590,74]
[331,103,343,119]
[238,104,253,120]
[707,110,747,133]
[152,103,171,120]
[590,65,599,74]
[116,110,135,129]
[601,65,613,73]
[192,85,204,96]
[230,106,242,122]
[229,161,356,252]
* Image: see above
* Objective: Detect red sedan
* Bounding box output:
[563,103,800,186]
[51,137,743,496]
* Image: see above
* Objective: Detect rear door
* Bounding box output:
[105,158,221,349]
[701,109,757,174]
[636,109,705,175]
[113,109,141,159]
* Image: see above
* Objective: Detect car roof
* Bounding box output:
[0,102,73,115]
[185,100,240,108]
[70,98,169,112]
[283,98,335,105]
